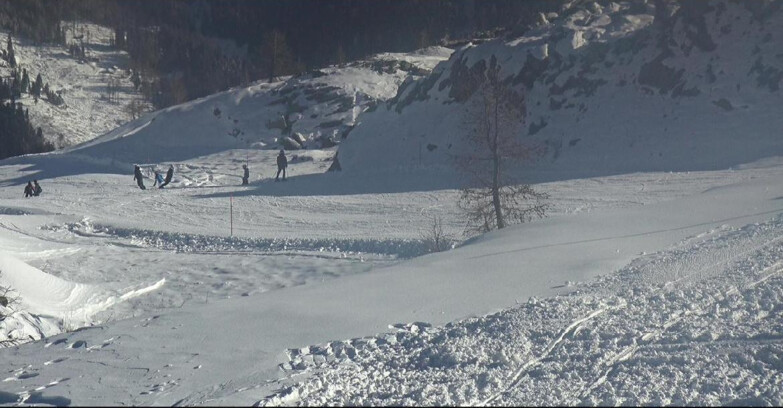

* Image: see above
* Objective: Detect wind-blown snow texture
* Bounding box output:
[1,0,783,406]
[261,217,783,406]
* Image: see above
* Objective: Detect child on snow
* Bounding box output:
[153,171,164,188]
[133,165,146,190]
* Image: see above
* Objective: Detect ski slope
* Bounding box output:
[0,0,783,405]
[1,149,783,405]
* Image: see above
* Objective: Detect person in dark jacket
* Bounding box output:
[159,165,174,188]
[23,181,33,197]
[242,164,249,185]
[33,180,42,196]
[275,150,287,182]
[133,165,146,190]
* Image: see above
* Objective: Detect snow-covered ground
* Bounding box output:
[1,0,783,405]
[1,146,783,404]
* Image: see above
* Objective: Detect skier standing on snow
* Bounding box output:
[275,149,287,182]
[23,181,33,198]
[133,165,146,190]
[33,180,42,196]
[159,165,174,188]
[242,164,249,185]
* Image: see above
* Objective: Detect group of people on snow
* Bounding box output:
[132,149,289,190]
[20,150,290,196]
[23,180,42,197]
[134,164,173,190]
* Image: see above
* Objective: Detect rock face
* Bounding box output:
[338,0,783,178]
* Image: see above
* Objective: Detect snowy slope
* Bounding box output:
[3,20,450,154]
[1,23,146,147]
[1,1,783,406]
[58,45,453,169]
[0,158,783,405]
[339,0,783,181]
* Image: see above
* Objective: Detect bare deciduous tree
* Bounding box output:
[106,77,121,104]
[0,271,20,347]
[125,98,147,121]
[456,55,549,235]
[419,214,454,253]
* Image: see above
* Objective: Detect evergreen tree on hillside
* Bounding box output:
[6,35,15,67]
[32,74,43,97]
[10,76,20,98]
[263,30,300,83]
[20,69,30,93]
[0,79,9,100]
[0,101,53,160]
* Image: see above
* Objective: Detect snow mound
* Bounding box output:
[0,252,164,344]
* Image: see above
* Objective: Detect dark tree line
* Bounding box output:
[0,35,56,159]
[0,0,558,109]
[0,99,53,160]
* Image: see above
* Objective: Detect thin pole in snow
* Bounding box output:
[230,195,233,237]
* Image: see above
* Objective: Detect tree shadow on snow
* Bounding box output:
[193,171,465,198]
[0,153,124,187]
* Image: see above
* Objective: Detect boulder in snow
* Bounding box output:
[280,136,302,150]
[292,132,307,147]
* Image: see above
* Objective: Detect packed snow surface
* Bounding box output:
[2,147,783,405]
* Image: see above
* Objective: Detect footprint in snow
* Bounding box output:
[16,372,39,380]
[32,377,70,392]
[87,338,115,351]
[69,340,87,349]
[44,338,67,348]
[43,357,69,366]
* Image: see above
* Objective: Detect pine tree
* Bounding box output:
[130,70,141,90]
[263,30,300,83]
[336,43,347,66]
[6,36,15,67]
[11,76,21,98]
[32,74,43,97]
[21,69,30,94]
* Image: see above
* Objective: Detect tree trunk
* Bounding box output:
[492,156,504,229]
[491,89,505,229]
[269,32,277,83]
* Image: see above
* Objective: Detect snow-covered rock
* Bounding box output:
[338,0,783,181]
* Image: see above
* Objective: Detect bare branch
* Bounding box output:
[419,214,455,253]
[455,55,548,235]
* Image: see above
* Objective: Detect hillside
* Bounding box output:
[340,0,783,181]
[1,23,145,147]
[58,46,452,171]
